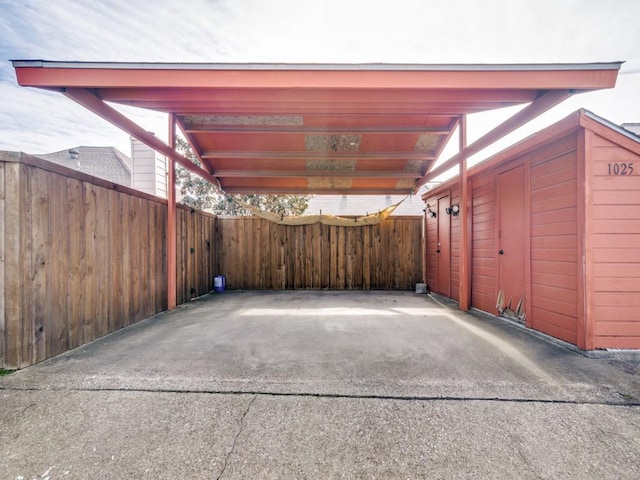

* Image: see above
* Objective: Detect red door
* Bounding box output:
[497,165,526,317]
[436,194,451,297]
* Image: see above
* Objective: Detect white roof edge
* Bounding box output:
[10,60,624,72]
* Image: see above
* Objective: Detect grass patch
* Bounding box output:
[0,368,16,376]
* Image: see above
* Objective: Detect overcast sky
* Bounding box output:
[1,0,639,167]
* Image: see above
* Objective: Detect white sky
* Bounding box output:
[1,0,639,175]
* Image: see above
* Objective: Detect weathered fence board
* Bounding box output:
[214,216,422,290]
[1,153,216,369]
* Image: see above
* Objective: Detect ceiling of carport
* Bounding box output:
[12,61,621,195]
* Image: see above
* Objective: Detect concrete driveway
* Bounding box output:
[1,291,639,479]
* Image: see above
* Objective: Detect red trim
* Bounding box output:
[458,115,470,311]
[15,66,620,90]
[167,115,177,311]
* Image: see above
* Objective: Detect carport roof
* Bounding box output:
[12,60,621,195]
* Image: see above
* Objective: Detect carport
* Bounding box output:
[3,61,621,368]
[4,62,640,480]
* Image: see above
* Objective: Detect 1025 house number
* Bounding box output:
[608,163,634,175]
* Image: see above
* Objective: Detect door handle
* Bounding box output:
[499,249,504,255]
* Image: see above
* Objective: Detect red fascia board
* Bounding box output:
[14,65,620,91]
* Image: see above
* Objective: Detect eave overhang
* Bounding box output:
[12,60,622,195]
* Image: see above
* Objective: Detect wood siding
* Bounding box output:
[424,202,438,292]
[1,153,216,369]
[423,188,461,300]
[424,135,581,343]
[470,172,497,314]
[215,216,422,290]
[588,133,640,349]
[450,186,461,302]
[529,134,579,345]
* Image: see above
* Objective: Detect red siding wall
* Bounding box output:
[529,134,579,344]
[422,112,640,350]
[449,186,461,302]
[589,133,640,349]
[470,173,497,313]
[424,200,438,291]
[423,187,461,298]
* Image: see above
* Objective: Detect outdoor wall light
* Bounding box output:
[446,204,460,216]
[424,205,436,218]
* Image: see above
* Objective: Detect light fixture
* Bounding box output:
[424,204,436,218]
[446,204,460,216]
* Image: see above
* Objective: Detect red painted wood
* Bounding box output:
[436,194,451,297]
[167,114,177,310]
[589,132,640,348]
[497,165,526,312]
[459,114,471,310]
[471,172,497,313]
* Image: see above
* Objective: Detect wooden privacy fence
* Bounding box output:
[215,216,422,290]
[1,152,422,369]
[0,153,215,369]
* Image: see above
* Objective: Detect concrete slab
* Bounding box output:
[1,291,639,478]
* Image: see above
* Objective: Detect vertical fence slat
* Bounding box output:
[49,172,68,356]
[20,165,34,367]
[82,183,97,344]
[109,190,122,332]
[3,163,21,368]
[0,163,4,366]
[31,167,49,363]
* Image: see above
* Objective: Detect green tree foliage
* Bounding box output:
[175,137,309,215]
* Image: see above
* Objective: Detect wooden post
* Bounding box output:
[458,115,470,311]
[167,114,177,310]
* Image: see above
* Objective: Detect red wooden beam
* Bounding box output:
[184,125,452,134]
[201,150,436,160]
[212,170,423,178]
[14,62,621,91]
[458,115,470,311]
[223,188,414,195]
[414,89,573,190]
[62,88,219,185]
[167,114,177,311]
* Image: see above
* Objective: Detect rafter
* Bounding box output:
[211,170,422,178]
[224,188,414,195]
[184,125,451,134]
[201,150,436,160]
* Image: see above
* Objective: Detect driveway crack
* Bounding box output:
[216,393,257,480]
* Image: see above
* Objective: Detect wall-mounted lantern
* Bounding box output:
[445,204,460,216]
[424,204,437,218]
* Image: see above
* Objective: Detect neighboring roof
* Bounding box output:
[37,146,132,186]
[13,61,622,196]
[305,193,426,217]
[621,122,640,136]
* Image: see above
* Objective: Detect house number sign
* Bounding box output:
[607,162,634,175]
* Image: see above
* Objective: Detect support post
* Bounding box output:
[458,115,470,311]
[167,114,177,310]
